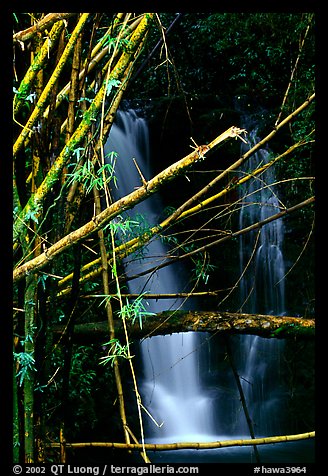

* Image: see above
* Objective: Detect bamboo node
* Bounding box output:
[189,137,210,159]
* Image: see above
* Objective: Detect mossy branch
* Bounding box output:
[52,312,315,342]
[14,20,65,115]
[13,125,244,282]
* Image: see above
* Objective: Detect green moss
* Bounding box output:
[270,323,314,338]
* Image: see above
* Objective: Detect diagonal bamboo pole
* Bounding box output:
[81,139,309,273]
[116,197,315,291]
[54,195,314,299]
[13,125,242,282]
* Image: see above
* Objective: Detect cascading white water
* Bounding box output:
[236,127,286,436]
[239,130,285,316]
[105,109,216,443]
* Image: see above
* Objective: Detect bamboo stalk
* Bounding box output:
[60,29,84,234]
[93,186,132,447]
[275,14,314,126]
[48,431,315,451]
[23,273,38,463]
[13,351,20,463]
[41,14,138,123]
[62,19,146,234]
[94,115,150,461]
[177,139,312,221]
[117,197,315,288]
[14,19,65,115]
[58,242,82,464]
[13,14,90,159]
[81,291,227,299]
[13,13,154,245]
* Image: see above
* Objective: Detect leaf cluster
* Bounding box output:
[14,351,36,387]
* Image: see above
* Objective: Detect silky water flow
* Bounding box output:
[235,127,286,437]
[105,109,216,444]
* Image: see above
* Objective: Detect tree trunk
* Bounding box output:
[24,273,38,463]
[13,352,20,463]
[52,311,314,343]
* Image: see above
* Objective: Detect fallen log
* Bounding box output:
[52,311,315,343]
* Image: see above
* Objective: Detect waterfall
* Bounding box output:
[236,127,286,436]
[105,109,216,443]
[239,128,285,315]
[100,110,315,464]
